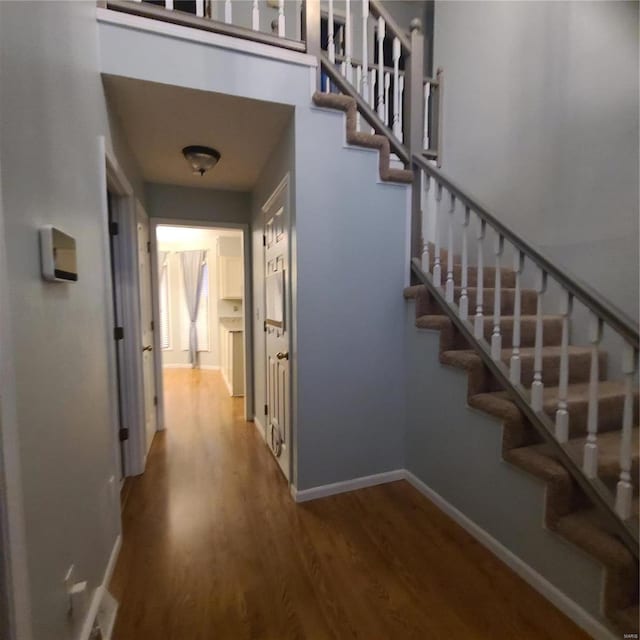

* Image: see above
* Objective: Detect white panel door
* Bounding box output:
[136,205,157,455]
[264,178,290,481]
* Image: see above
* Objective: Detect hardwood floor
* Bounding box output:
[110,368,589,640]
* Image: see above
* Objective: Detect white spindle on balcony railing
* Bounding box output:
[361,0,369,104]
[165,0,174,10]
[459,206,470,320]
[278,0,285,37]
[445,193,455,303]
[196,0,204,18]
[392,37,401,140]
[377,17,385,121]
[555,290,572,442]
[491,234,504,359]
[421,174,431,272]
[615,344,636,519]
[510,250,524,384]
[251,0,259,30]
[223,0,231,23]
[583,314,603,478]
[345,0,353,83]
[433,183,443,288]
[473,218,486,339]
[423,81,430,151]
[531,269,547,411]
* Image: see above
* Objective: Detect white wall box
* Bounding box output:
[39,226,78,282]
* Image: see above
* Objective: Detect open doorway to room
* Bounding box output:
[153,223,248,416]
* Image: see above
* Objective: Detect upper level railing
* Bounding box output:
[101,0,639,556]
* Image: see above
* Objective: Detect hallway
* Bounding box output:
[109,369,588,640]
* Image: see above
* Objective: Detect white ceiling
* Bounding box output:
[103,76,293,191]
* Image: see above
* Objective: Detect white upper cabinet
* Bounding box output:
[218,256,243,300]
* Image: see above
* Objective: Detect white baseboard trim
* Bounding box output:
[402,471,615,640]
[77,535,121,640]
[290,469,405,503]
[253,415,266,441]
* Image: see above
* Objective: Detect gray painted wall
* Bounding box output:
[293,105,410,489]
[433,0,639,319]
[145,183,251,224]
[0,2,124,638]
[404,302,608,629]
[250,116,295,447]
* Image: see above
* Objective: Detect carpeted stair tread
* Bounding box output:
[312,92,413,184]
[403,285,422,300]
[471,380,638,436]
[526,428,639,485]
[442,345,606,386]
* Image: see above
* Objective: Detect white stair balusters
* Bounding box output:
[392,37,401,140]
[224,0,231,23]
[383,72,390,127]
[432,183,443,288]
[278,0,285,37]
[421,173,431,272]
[423,81,430,151]
[361,0,369,107]
[473,218,486,339]
[510,250,524,384]
[490,234,504,359]
[196,0,205,18]
[445,193,455,303]
[376,18,385,121]
[555,290,572,442]
[531,269,547,411]
[583,313,603,478]
[165,0,174,10]
[615,344,637,519]
[355,66,362,130]
[458,206,470,320]
[328,0,336,64]
[252,0,259,30]
[369,69,376,134]
[398,74,405,143]
[345,0,353,82]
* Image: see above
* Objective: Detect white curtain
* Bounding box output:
[180,250,207,368]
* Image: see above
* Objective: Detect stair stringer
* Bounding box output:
[403,294,623,638]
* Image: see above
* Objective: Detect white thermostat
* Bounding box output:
[39,226,78,282]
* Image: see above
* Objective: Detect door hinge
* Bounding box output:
[153,395,158,407]
[262,234,266,247]
[119,427,129,442]
[109,221,119,236]
[150,320,154,331]
[264,403,268,415]
[147,240,151,253]
[263,320,267,332]
[113,326,124,341]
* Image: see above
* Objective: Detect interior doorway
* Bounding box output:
[152,222,251,418]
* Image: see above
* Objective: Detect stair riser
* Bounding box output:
[451,318,564,349]
[436,265,517,288]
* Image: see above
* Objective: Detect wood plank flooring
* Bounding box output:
[110,369,589,640]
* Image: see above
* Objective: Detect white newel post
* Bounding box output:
[459,207,470,320]
[433,183,443,287]
[531,269,547,411]
[474,218,486,339]
[445,193,455,303]
[583,314,603,478]
[510,250,524,384]
[491,234,504,359]
[615,343,637,519]
[555,290,573,442]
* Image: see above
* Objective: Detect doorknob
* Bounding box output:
[142,345,153,352]
[276,351,289,360]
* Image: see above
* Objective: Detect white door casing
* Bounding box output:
[263,176,291,481]
[136,204,157,455]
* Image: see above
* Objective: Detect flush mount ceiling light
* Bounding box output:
[182,145,221,176]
